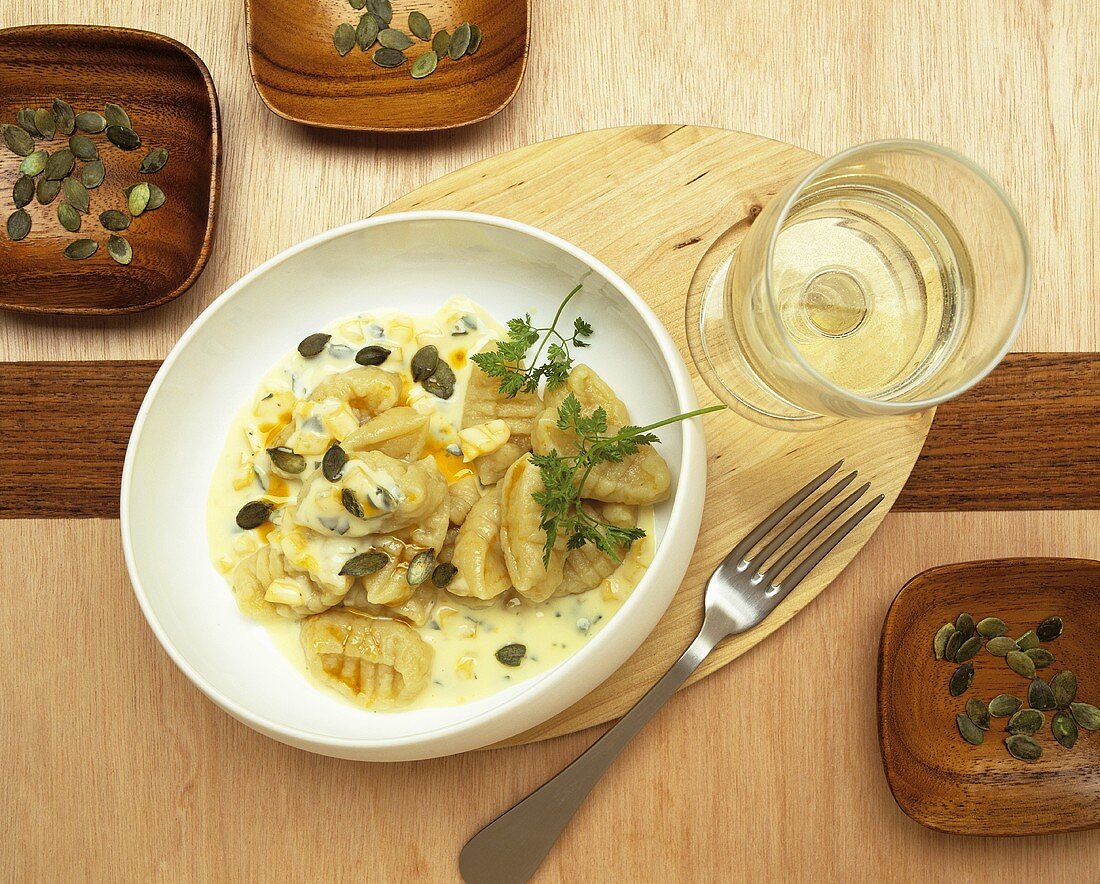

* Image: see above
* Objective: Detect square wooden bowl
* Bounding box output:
[246,0,529,131]
[0,25,220,314]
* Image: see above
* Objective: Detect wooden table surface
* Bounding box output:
[2,1,1098,881]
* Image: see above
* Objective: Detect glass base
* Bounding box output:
[684,234,840,433]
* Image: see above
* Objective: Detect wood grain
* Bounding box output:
[245,0,528,131]
[878,558,1100,836]
[0,25,221,314]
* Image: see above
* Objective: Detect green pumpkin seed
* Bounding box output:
[52,99,75,135]
[341,487,365,519]
[411,345,439,381]
[57,202,81,232]
[976,617,1006,638]
[81,160,106,189]
[1028,677,1057,711]
[334,22,356,56]
[1006,708,1044,735]
[139,146,168,173]
[1016,630,1040,651]
[349,0,367,8]
[322,443,347,481]
[933,622,955,660]
[62,177,90,213]
[235,499,273,529]
[36,177,60,205]
[339,550,388,577]
[379,28,414,50]
[20,149,48,176]
[985,635,1018,656]
[62,238,98,260]
[988,694,1022,718]
[16,108,41,136]
[355,345,391,366]
[955,612,975,638]
[367,0,392,24]
[422,360,456,399]
[6,209,31,242]
[432,29,451,56]
[1050,670,1077,708]
[44,149,75,180]
[106,234,132,265]
[1052,711,1078,749]
[1036,616,1063,642]
[33,109,56,140]
[956,713,984,745]
[468,23,483,54]
[495,643,526,667]
[372,47,406,67]
[298,332,331,358]
[12,175,34,209]
[1005,734,1042,762]
[944,631,963,662]
[1006,649,1036,678]
[1024,648,1053,669]
[409,11,431,40]
[104,102,131,129]
[267,447,306,474]
[948,662,974,697]
[74,111,107,133]
[106,125,141,151]
[407,549,435,586]
[411,51,438,78]
[1069,702,1100,731]
[357,13,381,50]
[128,182,151,216]
[145,183,166,211]
[955,635,982,663]
[449,21,471,59]
[4,124,35,156]
[100,209,130,231]
[965,697,990,730]
[431,562,457,588]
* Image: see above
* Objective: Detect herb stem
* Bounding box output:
[529,283,584,368]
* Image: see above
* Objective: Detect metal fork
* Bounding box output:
[459,461,883,884]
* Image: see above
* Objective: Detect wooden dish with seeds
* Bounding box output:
[878,557,1100,836]
[0,25,220,314]
[245,0,529,132]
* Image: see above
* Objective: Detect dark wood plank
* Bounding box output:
[0,354,1096,519]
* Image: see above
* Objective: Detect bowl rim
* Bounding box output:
[120,210,706,756]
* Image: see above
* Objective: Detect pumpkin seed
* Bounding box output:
[1036,616,1063,642]
[1024,648,1053,669]
[432,29,451,56]
[62,177,90,213]
[409,11,431,40]
[104,102,131,129]
[985,635,1018,656]
[450,21,471,59]
[367,0,392,25]
[944,631,963,662]
[495,643,526,667]
[1005,734,1042,762]
[3,123,34,156]
[6,209,31,242]
[372,47,406,67]
[322,443,347,481]
[349,0,367,8]
[12,175,34,208]
[57,202,81,232]
[1069,702,1100,731]
[956,713,984,745]
[139,146,168,173]
[106,125,141,151]
[74,111,107,133]
[948,663,974,697]
[1006,708,1044,735]
[955,612,975,638]
[1028,677,1057,711]
[965,697,990,730]
[379,28,414,50]
[100,209,130,231]
[267,447,306,474]
[341,488,364,519]
[106,234,132,265]
[36,177,60,205]
[339,550,389,577]
[411,344,439,381]
[407,549,435,586]
[235,499,273,529]
[62,238,98,260]
[976,617,1006,638]
[431,562,458,588]
[81,160,106,189]
[145,183,166,211]
[355,345,391,366]
[298,332,331,358]
[33,109,55,140]
[955,635,982,663]
[19,149,48,176]
[1016,630,1040,651]
[357,13,381,50]
[52,98,75,135]
[422,360,456,399]
[1051,711,1077,749]
[933,622,955,660]
[468,24,483,54]
[334,22,356,56]
[411,50,438,78]
[1006,649,1036,678]
[44,149,75,180]
[1050,670,1077,708]
[988,694,1022,718]
[16,108,40,136]
[128,182,150,216]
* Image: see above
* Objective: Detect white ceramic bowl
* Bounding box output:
[121,211,706,761]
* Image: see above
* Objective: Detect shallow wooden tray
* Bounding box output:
[246,0,529,131]
[878,557,1100,836]
[0,25,221,314]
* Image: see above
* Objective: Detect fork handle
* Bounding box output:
[459,614,728,884]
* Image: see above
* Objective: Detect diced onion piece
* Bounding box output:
[264,576,308,606]
[459,419,511,462]
[321,401,359,440]
[456,656,477,680]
